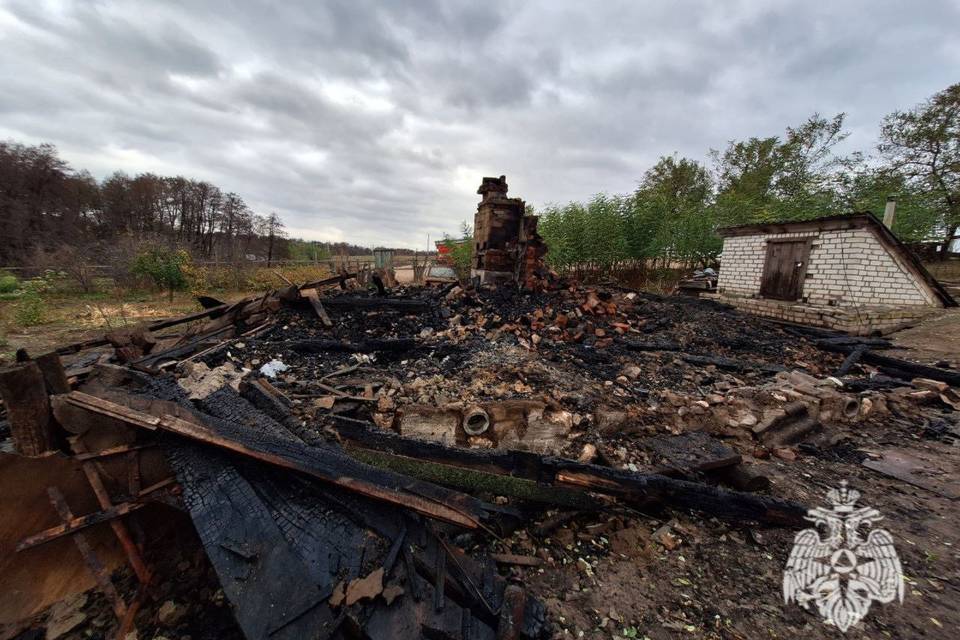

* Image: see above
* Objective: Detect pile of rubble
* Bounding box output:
[1,272,958,640]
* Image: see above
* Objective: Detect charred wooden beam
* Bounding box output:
[128,325,235,372]
[299,272,357,291]
[344,446,597,509]
[145,302,231,332]
[329,419,806,526]
[16,501,148,551]
[301,288,333,327]
[60,391,489,529]
[680,353,785,374]
[835,344,868,377]
[0,360,56,456]
[550,463,806,526]
[816,336,892,349]
[47,487,128,621]
[816,343,960,386]
[71,438,153,586]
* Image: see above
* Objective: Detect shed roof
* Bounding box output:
[717,213,956,307]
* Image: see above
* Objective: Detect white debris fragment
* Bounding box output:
[260,359,289,378]
[177,362,246,400]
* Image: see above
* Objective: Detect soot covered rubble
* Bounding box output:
[6,277,960,640]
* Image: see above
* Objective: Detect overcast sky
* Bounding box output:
[1,1,958,248]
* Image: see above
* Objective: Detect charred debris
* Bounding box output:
[4,276,959,638]
[2,183,959,640]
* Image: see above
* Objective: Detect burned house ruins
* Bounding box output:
[1,181,960,640]
[471,176,547,287]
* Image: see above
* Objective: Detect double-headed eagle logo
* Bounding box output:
[783,481,904,632]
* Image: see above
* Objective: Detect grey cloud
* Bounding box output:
[0,0,957,248]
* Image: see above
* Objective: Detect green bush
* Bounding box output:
[15,289,45,326]
[0,271,19,294]
[14,277,50,326]
[131,248,191,301]
[443,222,474,282]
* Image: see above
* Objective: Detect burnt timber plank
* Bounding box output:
[47,487,128,621]
[329,419,805,527]
[61,390,488,529]
[189,388,518,639]
[167,444,335,639]
[0,360,56,456]
[17,501,148,551]
[301,288,334,327]
[815,343,960,386]
[299,272,357,291]
[679,353,785,374]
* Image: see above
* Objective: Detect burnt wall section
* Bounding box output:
[472,175,547,287]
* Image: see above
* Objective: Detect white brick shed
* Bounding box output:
[708,213,956,334]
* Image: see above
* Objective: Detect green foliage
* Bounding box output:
[442,222,474,281]
[539,156,716,270]
[13,271,60,326]
[712,113,855,226]
[845,169,941,242]
[536,105,956,272]
[0,270,19,294]
[286,239,332,262]
[15,288,45,326]
[879,83,960,252]
[131,247,192,301]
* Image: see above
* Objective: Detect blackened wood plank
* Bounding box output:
[61,391,488,529]
[0,361,56,456]
[167,444,333,640]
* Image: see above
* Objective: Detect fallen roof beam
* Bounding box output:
[329,419,806,527]
[298,272,356,291]
[58,391,488,529]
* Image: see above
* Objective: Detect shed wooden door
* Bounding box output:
[759,240,810,301]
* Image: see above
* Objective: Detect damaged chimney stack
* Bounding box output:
[471,175,547,287]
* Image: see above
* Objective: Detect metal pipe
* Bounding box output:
[462,406,490,435]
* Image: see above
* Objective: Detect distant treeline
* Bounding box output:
[0,142,419,269]
[0,141,294,266]
[538,83,959,271]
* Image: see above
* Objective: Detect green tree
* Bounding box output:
[630,155,715,265]
[844,168,940,242]
[712,113,855,225]
[879,83,960,256]
[131,247,191,301]
[442,221,474,281]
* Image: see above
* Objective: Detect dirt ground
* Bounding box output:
[509,415,960,639]
[886,309,960,366]
[495,309,960,639]
[0,293,231,363]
